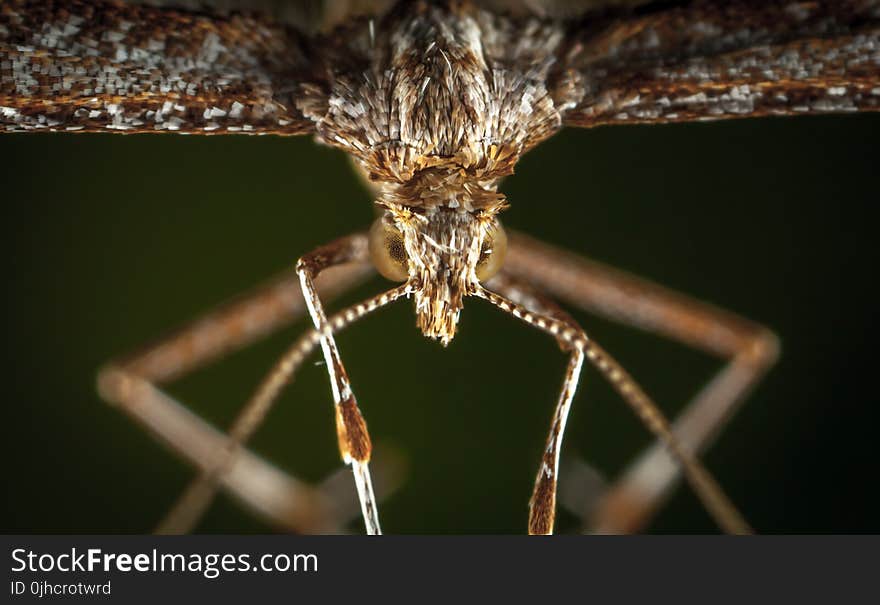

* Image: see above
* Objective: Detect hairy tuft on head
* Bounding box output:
[383,200,504,344]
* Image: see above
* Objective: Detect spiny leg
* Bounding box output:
[474,280,584,535]
[296,234,385,535]
[478,275,751,535]
[505,232,777,533]
[97,247,373,531]
[157,284,410,534]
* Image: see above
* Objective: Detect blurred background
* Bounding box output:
[1,110,878,534]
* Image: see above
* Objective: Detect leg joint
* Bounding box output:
[96,363,133,408]
[294,256,310,275]
[741,326,781,368]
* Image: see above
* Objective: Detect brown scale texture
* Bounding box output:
[561,0,880,126]
[0,0,314,134]
[2,1,879,182]
[528,470,557,535]
[336,396,372,463]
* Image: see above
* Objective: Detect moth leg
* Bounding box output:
[153,327,323,534]
[505,232,778,533]
[296,234,384,535]
[157,282,410,534]
[475,279,585,535]
[111,262,371,385]
[97,256,373,532]
[98,369,338,532]
[480,274,752,535]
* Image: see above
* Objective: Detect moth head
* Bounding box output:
[369,202,508,345]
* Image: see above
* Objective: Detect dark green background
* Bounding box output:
[1,112,878,534]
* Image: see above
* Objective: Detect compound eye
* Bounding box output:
[475,220,508,282]
[369,218,409,282]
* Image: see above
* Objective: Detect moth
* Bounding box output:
[2,0,878,534]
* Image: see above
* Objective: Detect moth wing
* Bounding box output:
[1,0,318,135]
[554,0,880,128]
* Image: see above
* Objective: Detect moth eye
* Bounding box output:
[475,220,508,282]
[369,218,409,282]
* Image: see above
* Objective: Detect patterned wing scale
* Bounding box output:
[559,0,880,127]
[0,0,315,134]
[4,0,880,135]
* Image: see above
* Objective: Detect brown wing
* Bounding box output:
[557,0,880,127]
[0,0,316,135]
